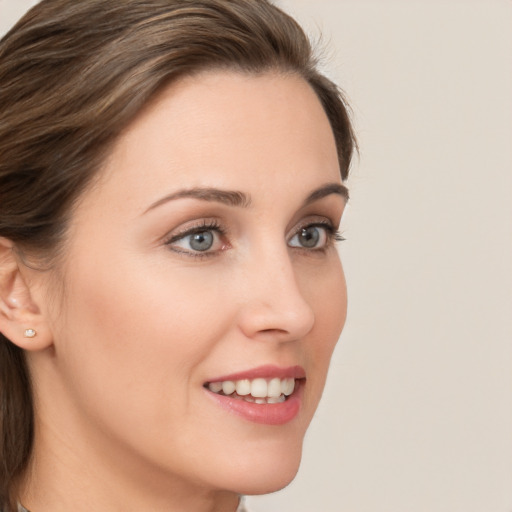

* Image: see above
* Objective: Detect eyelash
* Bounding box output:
[303,221,346,244]
[164,219,345,259]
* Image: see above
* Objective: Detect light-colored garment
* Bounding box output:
[237,496,249,512]
[18,498,249,512]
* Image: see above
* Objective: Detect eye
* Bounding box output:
[184,231,215,251]
[288,224,331,249]
[165,222,227,255]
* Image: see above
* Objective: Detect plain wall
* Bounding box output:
[1,2,511,511]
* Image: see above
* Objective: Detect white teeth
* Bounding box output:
[208,382,223,393]
[282,378,295,396]
[267,378,282,398]
[235,379,251,396]
[250,378,268,398]
[267,395,286,404]
[222,380,236,395]
[207,377,298,402]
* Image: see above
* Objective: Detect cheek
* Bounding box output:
[303,255,347,374]
[306,253,347,330]
[53,252,232,428]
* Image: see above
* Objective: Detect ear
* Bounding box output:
[0,237,53,351]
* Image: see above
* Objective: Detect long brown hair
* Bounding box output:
[0,0,356,509]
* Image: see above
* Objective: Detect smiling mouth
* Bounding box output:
[204,377,298,404]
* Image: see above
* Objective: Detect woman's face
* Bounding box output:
[39,71,347,497]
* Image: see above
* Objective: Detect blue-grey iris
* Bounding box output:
[190,231,214,251]
[299,226,319,248]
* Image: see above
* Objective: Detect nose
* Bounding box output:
[236,247,315,343]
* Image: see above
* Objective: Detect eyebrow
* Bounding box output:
[144,187,251,213]
[302,183,349,206]
[144,182,348,214]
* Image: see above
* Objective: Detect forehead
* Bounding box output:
[89,70,341,213]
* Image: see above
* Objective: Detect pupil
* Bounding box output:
[190,231,214,251]
[300,227,319,248]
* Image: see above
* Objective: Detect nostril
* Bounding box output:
[259,328,287,334]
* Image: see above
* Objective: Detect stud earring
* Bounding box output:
[24,328,37,338]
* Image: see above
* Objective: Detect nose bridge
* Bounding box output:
[237,242,315,341]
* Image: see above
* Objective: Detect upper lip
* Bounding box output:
[205,365,306,383]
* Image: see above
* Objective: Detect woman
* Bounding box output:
[0,1,356,511]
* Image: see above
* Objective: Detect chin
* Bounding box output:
[239,468,300,496]
[220,438,304,496]
[231,466,302,496]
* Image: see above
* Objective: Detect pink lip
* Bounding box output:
[206,364,306,383]
[205,381,304,426]
[204,365,306,426]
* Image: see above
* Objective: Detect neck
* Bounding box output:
[19,357,241,512]
[18,420,240,512]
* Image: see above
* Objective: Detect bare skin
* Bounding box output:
[0,71,347,512]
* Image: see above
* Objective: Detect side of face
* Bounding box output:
[29,71,347,496]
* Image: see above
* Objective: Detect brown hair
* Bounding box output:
[0,0,356,508]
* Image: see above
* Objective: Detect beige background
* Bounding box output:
[1,1,511,511]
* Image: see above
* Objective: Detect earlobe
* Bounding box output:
[0,237,53,351]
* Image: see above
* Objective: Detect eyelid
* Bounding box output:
[164,218,223,241]
[288,216,335,238]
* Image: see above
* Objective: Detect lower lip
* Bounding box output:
[205,382,303,426]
